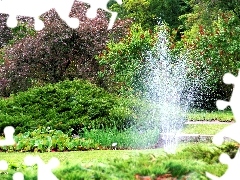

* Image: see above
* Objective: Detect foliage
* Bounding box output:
[0,2,131,97]
[0,126,160,152]
[81,126,160,149]
[0,14,13,48]
[111,0,191,30]
[0,14,36,48]
[0,79,138,134]
[180,11,240,109]
[181,0,240,28]
[177,142,238,164]
[96,23,157,95]
[0,127,98,152]
[8,22,36,45]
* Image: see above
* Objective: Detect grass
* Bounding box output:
[182,124,229,135]
[187,110,234,122]
[183,109,233,135]
[0,149,166,165]
[81,127,161,149]
[0,143,234,179]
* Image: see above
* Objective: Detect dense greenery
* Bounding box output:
[0,110,233,152]
[0,2,238,180]
[0,0,239,109]
[178,2,240,109]
[0,79,139,134]
[110,0,240,109]
[111,0,191,30]
[0,126,160,152]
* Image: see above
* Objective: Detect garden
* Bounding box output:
[0,0,240,179]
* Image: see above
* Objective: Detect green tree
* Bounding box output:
[111,0,191,29]
[180,11,240,109]
[96,23,157,95]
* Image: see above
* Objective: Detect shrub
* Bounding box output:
[0,79,138,134]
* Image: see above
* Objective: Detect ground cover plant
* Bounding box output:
[0,126,161,152]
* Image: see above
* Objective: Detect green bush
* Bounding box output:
[0,79,137,134]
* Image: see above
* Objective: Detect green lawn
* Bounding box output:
[187,110,234,122]
[0,149,166,166]
[0,143,232,180]
[183,110,233,135]
[182,124,230,135]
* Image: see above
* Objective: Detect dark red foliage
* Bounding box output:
[0,1,131,96]
[0,14,13,48]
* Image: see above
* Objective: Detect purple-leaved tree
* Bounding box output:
[0,1,131,96]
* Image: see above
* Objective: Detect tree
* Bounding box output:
[111,0,191,30]
[0,14,13,48]
[178,1,240,109]
[0,1,131,96]
[96,23,157,95]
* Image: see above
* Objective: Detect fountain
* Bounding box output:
[141,24,195,153]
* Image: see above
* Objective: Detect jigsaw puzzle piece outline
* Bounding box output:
[206,150,240,180]
[79,0,122,29]
[0,0,79,30]
[0,126,15,146]
[24,155,60,180]
[207,70,240,179]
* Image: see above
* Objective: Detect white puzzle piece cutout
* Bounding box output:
[80,0,122,29]
[0,126,15,146]
[0,0,79,30]
[206,70,240,179]
[0,0,122,30]
[0,160,8,171]
[24,155,60,180]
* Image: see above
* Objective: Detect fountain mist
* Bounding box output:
[141,25,194,153]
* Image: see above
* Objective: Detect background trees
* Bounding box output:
[177,0,240,109]
[111,0,190,30]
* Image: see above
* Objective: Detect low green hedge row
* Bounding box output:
[0,126,161,152]
[0,127,99,152]
[0,79,138,134]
